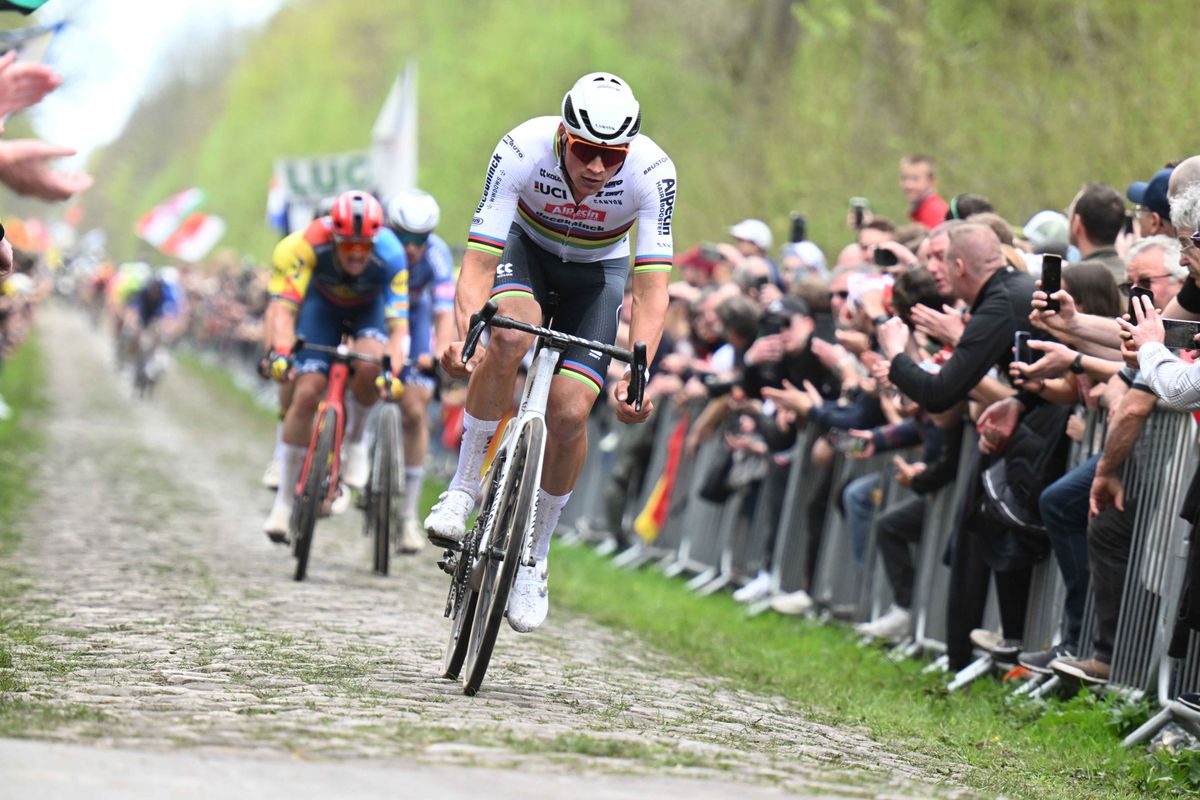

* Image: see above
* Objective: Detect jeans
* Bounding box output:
[1038,453,1098,647]
[842,473,881,568]
[1087,501,1137,664]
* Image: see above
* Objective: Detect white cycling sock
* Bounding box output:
[272,422,285,463]
[344,395,371,445]
[403,466,424,519]
[447,412,500,498]
[531,489,571,562]
[273,444,307,511]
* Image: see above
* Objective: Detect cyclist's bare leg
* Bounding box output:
[543,375,597,494]
[463,295,540,421]
[447,295,539,498]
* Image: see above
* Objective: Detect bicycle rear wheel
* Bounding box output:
[462,422,543,696]
[369,404,402,575]
[293,406,337,582]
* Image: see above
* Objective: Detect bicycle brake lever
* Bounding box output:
[290,336,306,357]
[631,341,647,412]
[462,300,499,364]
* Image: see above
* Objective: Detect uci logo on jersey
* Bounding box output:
[534,181,568,200]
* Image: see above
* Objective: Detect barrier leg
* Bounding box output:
[1122,706,1174,748]
[948,655,994,691]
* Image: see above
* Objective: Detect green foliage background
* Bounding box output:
[83,0,1196,262]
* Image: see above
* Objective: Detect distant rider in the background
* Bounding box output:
[384,188,457,554]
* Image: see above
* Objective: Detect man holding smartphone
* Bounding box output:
[876,221,1047,673]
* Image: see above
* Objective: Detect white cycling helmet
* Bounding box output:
[561,72,641,146]
[386,189,440,234]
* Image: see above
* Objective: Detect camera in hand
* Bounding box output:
[873,247,899,268]
[790,213,807,243]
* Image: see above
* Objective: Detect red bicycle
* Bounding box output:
[288,339,399,581]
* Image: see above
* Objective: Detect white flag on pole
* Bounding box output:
[370,60,418,200]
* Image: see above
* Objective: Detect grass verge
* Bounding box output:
[551,542,1185,800]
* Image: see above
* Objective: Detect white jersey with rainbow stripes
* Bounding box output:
[466,116,675,273]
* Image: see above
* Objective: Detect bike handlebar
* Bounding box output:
[461,300,649,412]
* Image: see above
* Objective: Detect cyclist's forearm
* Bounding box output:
[387,324,408,370]
[267,301,297,352]
[628,272,669,366]
[454,250,501,339]
[433,310,455,356]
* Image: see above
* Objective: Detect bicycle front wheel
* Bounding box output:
[462,421,543,696]
[369,404,402,575]
[293,406,337,582]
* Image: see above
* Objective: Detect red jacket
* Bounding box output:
[911,193,950,229]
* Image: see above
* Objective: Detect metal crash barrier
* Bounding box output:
[560,396,1200,714]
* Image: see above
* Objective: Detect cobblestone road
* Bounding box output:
[0,307,974,798]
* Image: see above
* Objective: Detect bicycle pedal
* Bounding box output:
[437,555,457,575]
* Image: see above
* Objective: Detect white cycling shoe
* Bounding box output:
[261,457,281,491]
[424,489,475,546]
[341,442,369,491]
[397,515,424,554]
[507,561,549,633]
[262,502,291,544]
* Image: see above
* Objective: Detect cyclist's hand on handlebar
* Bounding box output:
[612,374,653,424]
[264,348,294,383]
[441,340,480,379]
[416,352,437,374]
[375,371,404,401]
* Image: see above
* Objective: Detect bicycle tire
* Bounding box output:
[372,405,402,575]
[293,406,337,582]
[462,421,543,696]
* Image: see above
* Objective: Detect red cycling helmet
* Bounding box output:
[330,190,384,241]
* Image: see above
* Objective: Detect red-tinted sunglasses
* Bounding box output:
[335,239,373,259]
[564,131,629,169]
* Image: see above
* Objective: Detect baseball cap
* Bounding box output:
[1127,166,1173,220]
[729,218,773,251]
[1022,210,1070,252]
[764,295,811,320]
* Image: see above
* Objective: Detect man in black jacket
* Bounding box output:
[875,222,1047,671]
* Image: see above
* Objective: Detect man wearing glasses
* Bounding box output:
[426,72,675,633]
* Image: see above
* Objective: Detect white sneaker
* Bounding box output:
[329,485,352,515]
[397,516,424,554]
[854,604,912,642]
[261,457,281,491]
[342,442,369,490]
[424,489,475,546]
[263,502,291,544]
[732,571,772,603]
[507,561,549,633]
[770,589,814,616]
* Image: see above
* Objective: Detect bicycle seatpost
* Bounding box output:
[462,300,499,364]
[630,341,647,412]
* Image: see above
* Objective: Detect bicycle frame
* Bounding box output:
[293,344,356,512]
[480,344,559,567]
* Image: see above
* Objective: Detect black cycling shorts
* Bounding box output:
[488,224,626,395]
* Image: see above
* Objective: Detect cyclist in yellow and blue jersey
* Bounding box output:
[260,190,409,543]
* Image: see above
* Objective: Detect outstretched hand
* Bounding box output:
[0,139,93,201]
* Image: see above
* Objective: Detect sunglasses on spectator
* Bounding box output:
[563,131,629,169]
[831,290,850,300]
[1120,275,1171,292]
[398,231,429,246]
[1191,231,1200,249]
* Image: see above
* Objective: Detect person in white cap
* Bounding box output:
[729,218,781,285]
